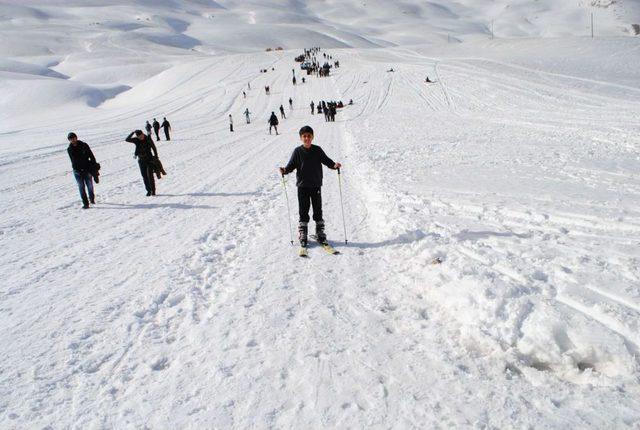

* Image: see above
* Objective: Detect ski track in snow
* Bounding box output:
[2,40,640,427]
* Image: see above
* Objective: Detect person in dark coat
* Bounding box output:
[125,130,159,196]
[152,118,160,141]
[310,101,315,115]
[145,121,152,136]
[268,112,279,135]
[161,117,171,140]
[279,104,286,119]
[67,132,97,209]
[279,126,341,246]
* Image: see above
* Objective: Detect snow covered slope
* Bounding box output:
[2,0,640,428]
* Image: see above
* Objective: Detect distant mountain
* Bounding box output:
[0,0,638,58]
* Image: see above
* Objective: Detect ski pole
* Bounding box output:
[281,173,294,245]
[337,168,348,244]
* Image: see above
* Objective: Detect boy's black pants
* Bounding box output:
[298,187,323,222]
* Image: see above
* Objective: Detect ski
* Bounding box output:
[318,242,340,255]
[310,235,340,255]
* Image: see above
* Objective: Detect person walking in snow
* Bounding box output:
[268,112,279,135]
[292,76,297,85]
[244,108,251,124]
[152,118,161,141]
[125,129,159,196]
[243,90,246,99]
[161,117,171,141]
[67,132,97,209]
[279,126,341,247]
[289,97,293,109]
[279,104,286,119]
[229,114,234,132]
[329,103,337,122]
[145,121,152,136]
[310,101,315,115]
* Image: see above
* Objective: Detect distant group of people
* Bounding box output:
[145,117,172,141]
[309,100,351,122]
[297,47,336,77]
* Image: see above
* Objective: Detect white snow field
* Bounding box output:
[2,0,640,428]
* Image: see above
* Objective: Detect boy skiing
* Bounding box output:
[279,126,341,252]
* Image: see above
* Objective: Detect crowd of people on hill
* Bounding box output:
[65,46,357,214]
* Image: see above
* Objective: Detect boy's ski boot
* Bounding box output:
[298,222,309,257]
[315,220,327,244]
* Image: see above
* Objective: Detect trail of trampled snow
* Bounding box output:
[2,38,640,428]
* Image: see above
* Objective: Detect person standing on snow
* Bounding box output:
[145,121,152,136]
[310,101,315,115]
[67,132,97,209]
[330,103,337,122]
[268,112,279,135]
[279,104,286,119]
[279,125,342,247]
[289,97,293,109]
[244,108,251,124]
[152,118,161,141]
[229,114,234,132]
[125,129,159,196]
[161,117,171,141]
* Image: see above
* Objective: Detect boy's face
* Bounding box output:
[300,133,313,148]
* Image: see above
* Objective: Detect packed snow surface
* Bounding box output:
[1,0,640,428]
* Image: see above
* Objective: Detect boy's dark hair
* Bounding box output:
[135,129,143,136]
[299,125,314,136]
[67,132,77,140]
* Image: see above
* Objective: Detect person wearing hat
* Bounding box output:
[125,129,159,196]
[67,132,97,209]
[279,126,342,247]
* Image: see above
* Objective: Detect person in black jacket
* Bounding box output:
[67,132,97,209]
[125,130,159,196]
[152,118,160,141]
[268,112,279,135]
[279,126,341,246]
[279,104,286,119]
[161,117,171,140]
[145,121,152,136]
